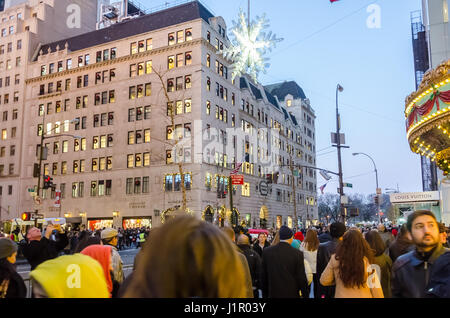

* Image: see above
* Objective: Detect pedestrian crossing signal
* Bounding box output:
[21,212,31,221]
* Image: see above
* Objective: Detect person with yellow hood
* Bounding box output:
[30,254,109,298]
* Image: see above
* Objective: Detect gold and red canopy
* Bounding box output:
[405,60,450,174]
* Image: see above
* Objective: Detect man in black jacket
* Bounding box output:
[237,234,262,298]
[261,225,309,298]
[316,222,346,298]
[392,210,449,298]
[21,224,68,270]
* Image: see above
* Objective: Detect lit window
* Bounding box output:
[242,182,250,197]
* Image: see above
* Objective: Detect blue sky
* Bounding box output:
[139,0,423,196]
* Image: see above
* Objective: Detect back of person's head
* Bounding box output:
[335,229,374,288]
[222,226,236,242]
[74,235,101,253]
[237,234,249,246]
[364,230,386,257]
[123,216,249,298]
[330,222,346,239]
[406,210,437,233]
[377,223,386,232]
[303,229,319,251]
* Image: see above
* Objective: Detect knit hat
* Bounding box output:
[294,231,304,241]
[0,238,17,259]
[30,254,109,298]
[330,222,346,239]
[279,226,293,240]
[101,228,118,240]
[81,245,113,296]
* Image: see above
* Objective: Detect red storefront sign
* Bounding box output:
[231,175,244,185]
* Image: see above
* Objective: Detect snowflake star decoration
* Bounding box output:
[222,9,283,82]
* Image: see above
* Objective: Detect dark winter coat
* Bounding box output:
[4,271,27,298]
[426,251,450,298]
[238,244,262,291]
[389,237,414,263]
[261,242,309,298]
[392,244,449,298]
[252,241,270,258]
[318,232,332,243]
[316,238,340,298]
[373,253,392,298]
[22,233,69,270]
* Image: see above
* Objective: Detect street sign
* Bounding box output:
[54,190,61,208]
[27,188,35,193]
[344,183,353,188]
[341,195,349,204]
[293,169,299,177]
[231,175,244,185]
[259,181,269,196]
[320,170,332,181]
[331,133,346,145]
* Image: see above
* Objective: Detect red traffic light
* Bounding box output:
[21,212,31,221]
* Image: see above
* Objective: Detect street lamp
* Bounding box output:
[336,84,345,222]
[352,152,382,223]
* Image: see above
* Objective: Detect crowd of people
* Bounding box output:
[0,210,449,298]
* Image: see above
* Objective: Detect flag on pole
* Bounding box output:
[230,162,243,175]
[320,183,327,194]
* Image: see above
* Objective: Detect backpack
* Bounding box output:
[426,252,450,298]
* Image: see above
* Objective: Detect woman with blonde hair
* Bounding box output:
[300,229,320,298]
[123,216,251,298]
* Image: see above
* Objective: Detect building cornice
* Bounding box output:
[26,38,206,84]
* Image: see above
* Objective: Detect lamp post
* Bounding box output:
[352,152,382,223]
[335,84,345,222]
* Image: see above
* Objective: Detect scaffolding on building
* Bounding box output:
[410,10,438,192]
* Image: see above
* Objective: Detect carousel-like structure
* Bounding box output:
[405,60,450,175]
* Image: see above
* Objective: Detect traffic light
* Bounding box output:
[21,212,31,221]
[43,175,54,190]
[374,195,379,205]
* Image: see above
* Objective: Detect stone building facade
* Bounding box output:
[2,1,317,230]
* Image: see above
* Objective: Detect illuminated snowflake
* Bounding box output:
[222,9,283,82]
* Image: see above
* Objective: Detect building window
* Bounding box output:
[242,182,250,197]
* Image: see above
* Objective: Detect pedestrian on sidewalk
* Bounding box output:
[252,233,270,258]
[237,234,262,298]
[122,216,251,298]
[0,238,26,298]
[22,224,68,270]
[320,229,383,298]
[101,228,124,297]
[300,229,319,298]
[81,245,114,297]
[377,224,394,255]
[261,225,309,298]
[389,224,414,263]
[316,222,346,298]
[222,227,254,298]
[391,210,449,298]
[365,230,392,298]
